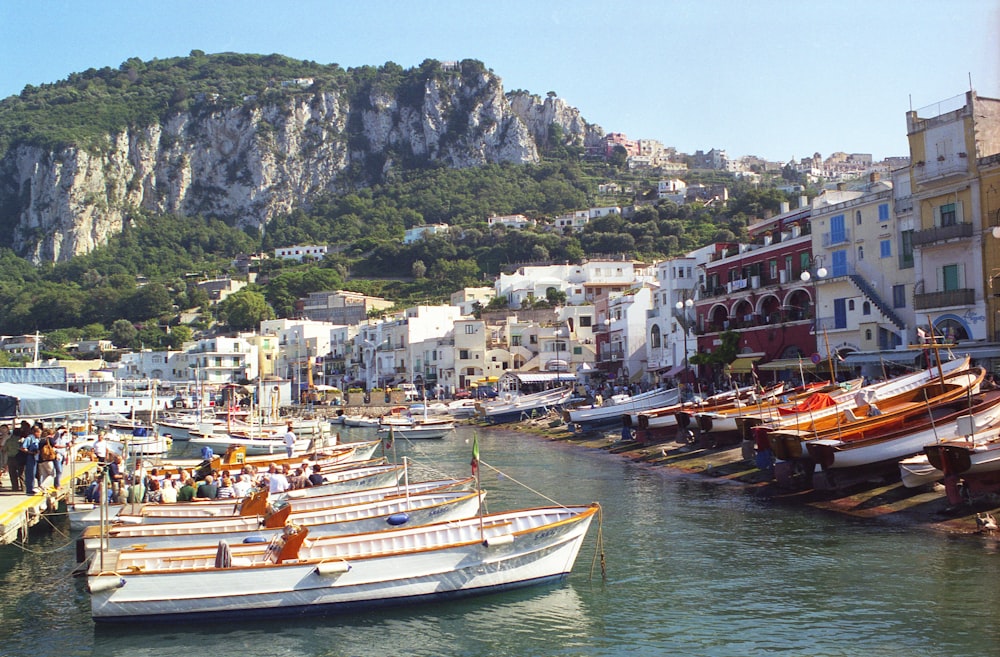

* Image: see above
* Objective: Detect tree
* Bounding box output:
[217,290,275,331]
[166,324,193,349]
[110,319,138,349]
[411,260,427,278]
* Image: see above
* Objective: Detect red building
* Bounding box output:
[694,205,819,382]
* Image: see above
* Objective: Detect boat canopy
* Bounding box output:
[0,383,91,420]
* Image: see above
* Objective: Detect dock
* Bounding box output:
[0,459,100,544]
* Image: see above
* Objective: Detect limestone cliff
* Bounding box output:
[0,62,600,262]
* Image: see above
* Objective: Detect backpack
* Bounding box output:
[39,439,56,462]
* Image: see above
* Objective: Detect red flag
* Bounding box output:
[471,432,479,476]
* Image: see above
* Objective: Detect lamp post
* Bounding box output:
[801,261,828,376]
[674,297,695,387]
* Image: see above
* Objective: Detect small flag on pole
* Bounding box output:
[471,432,480,476]
[385,425,393,451]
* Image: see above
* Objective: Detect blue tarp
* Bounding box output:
[0,383,90,420]
[0,367,67,385]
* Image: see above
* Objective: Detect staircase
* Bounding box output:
[848,274,906,331]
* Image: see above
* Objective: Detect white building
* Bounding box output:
[496,260,655,308]
[274,245,328,262]
[403,223,451,244]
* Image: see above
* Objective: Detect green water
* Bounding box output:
[2,425,999,656]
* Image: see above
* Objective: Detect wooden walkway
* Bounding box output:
[0,459,100,544]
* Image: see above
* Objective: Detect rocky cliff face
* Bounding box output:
[0,68,599,262]
[507,92,604,152]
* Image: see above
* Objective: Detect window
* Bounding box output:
[465,325,476,334]
[769,259,777,280]
[799,252,810,272]
[579,316,592,327]
[459,349,469,360]
[830,214,846,243]
[573,346,582,355]
[940,203,957,226]
[529,335,537,344]
[858,245,864,261]
[878,203,889,222]
[863,301,871,315]
[511,335,521,347]
[848,299,855,311]
[942,264,960,291]
[865,329,873,340]
[650,325,662,348]
[856,210,862,225]
[899,230,914,269]
[892,285,906,308]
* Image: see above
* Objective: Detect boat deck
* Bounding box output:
[0,458,100,544]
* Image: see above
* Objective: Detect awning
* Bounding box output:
[842,350,921,366]
[506,372,577,384]
[757,358,816,372]
[0,383,90,420]
[728,355,762,374]
[664,362,690,377]
[941,344,1000,360]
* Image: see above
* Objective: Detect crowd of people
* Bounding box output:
[82,449,328,505]
[0,421,72,494]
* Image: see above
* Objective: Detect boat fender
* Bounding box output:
[483,534,515,547]
[243,535,268,544]
[89,575,126,593]
[386,512,410,526]
[117,516,144,525]
[73,503,95,511]
[316,560,351,576]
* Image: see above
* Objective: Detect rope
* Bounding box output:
[588,504,607,581]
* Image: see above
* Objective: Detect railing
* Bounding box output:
[912,157,969,183]
[911,222,973,246]
[914,288,976,310]
[822,228,851,247]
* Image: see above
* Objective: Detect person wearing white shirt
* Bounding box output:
[283,423,296,458]
[232,473,253,498]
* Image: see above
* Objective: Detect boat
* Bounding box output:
[922,421,1000,503]
[478,387,573,425]
[87,503,600,622]
[79,488,485,556]
[104,427,172,458]
[635,384,780,432]
[898,453,946,489]
[564,387,679,434]
[187,431,311,456]
[343,414,381,428]
[803,371,996,479]
[378,420,454,440]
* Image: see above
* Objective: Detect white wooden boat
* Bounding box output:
[565,387,679,434]
[378,417,455,440]
[187,432,311,456]
[898,454,945,488]
[102,428,172,457]
[79,489,485,555]
[87,503,600,622]
[343,415,380,428]
[479,387,573,425]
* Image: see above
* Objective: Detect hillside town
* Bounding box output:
[4,90,999,408]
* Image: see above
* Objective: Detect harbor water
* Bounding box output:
[2,424,1000,656]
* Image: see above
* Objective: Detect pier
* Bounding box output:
[0,459,100,544]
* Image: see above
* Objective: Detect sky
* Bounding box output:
[1,0,997,163]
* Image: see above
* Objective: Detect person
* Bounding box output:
[232,473,253,498]
[126,470,147,503]
[216,475,235,499]
[307,463,326,487]
[20,425,41,494]
[145,478,162,503]
[160,479,178,504]
[267,464,289,494]
[0,424,9,488]
[283,423,297,458]
[196,474,219,499]
[35,428,58,489]
[288,467,308,490]
[177,477,198,502]
[93,431,109,464]
[5,426,24,491]
[52,425,71,489]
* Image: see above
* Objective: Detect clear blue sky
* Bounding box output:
[2,0,997,162]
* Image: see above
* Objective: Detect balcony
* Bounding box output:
[914,288,976,310]
[822,228,851,247]
[911,222,973,247]
[912,157,969,184]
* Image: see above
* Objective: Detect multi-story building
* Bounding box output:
[596,286,654,385]
[259,319,335,395]
[696,202,814,382]
[646,252,702,383]
[908,91,1000,343]
[450,287,495,316]
[274,245,328,262]
[184,335,258,385]
[403,223,451,244]
[496,259,654,308]
[296,290,394,324]
[809,178,910,367]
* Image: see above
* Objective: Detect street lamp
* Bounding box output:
[675,298,694,387]
[801,262,828,376]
